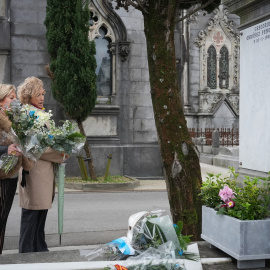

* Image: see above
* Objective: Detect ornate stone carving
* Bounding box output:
[213,31,225,45]
[195,5,240,92]
[187,11,200,24]
[110,42,116,55]
[88,7,115,42]
[198,90,239,115]
[194,30,206,47]
[199,91,223,113]
[228,94,239,113]
[119,41,130,61]
[195,6,238,48]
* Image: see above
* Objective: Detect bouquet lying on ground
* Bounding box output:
[81,210,198,268]
[0,100,85,173]
[105,260,184,270]
[200,167,270,220]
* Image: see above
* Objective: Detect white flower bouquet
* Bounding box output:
[0,100,85,174]
[82,210,197,263]
[47,120,86,156]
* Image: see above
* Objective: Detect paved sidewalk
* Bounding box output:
[133,163,231,191]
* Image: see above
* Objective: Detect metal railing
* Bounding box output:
[188,128,239,146]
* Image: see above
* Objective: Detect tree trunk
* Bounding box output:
[143,0,202,239]
[77,119,97,180]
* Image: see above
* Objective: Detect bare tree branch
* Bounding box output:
[125,0,139,9]
[180,0,199,3]
[131,0,148,13]
[136,0,144,9]
[175,0,216,23]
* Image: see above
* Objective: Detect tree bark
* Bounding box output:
[77,120,97,180]
[143,0,202,239]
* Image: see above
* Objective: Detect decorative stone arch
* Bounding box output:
[195,5,240,114]
[89,8,116,42]
[88,0,130,100]
[195,5,240,92]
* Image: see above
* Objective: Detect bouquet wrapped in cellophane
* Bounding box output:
[81,210,198,270]
[47,119,86,156]
[0,100,85,174]
[0,125,20,174]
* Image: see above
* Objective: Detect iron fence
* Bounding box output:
[188,128,239,146]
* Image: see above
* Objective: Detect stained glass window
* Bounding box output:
[219,46,229,89]
[207,45,217,89]
[95,26,112,96]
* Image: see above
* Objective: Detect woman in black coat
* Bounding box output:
[0,84,22,254]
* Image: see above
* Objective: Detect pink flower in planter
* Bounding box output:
[219,185,235,202]
[226,200,235,208]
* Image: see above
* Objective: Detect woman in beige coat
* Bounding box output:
[17,77,66,253]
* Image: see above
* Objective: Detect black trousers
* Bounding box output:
[0,177,18,254]
[19,208,49,253]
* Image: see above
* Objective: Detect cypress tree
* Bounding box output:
[45,0,97,179]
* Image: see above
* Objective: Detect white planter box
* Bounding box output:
[201,205,270,269]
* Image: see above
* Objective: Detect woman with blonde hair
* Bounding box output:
[17,77,67,253]
[0,84,22,254]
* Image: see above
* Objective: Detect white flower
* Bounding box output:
[34,111,52,127]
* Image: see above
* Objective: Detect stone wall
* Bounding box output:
[7,0,163,178]
[109,4,163,178]
[0,0,10,83]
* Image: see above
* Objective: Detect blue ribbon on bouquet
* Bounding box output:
[107,237,135,255]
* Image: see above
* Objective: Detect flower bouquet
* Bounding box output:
[81,210,198,263]
[0,100,85,174]
[5,100,52,160]
[48,120,85,156]
[200,167,270,220]
[104,259,185,270]
[0,153,19,174]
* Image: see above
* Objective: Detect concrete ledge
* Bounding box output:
[213,155,239,169]
[64,176,140,191]
[201,258,232,264]
[0,244,202,270]
[200,153,214,165]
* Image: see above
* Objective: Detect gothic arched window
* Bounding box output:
[207,45,217,89]
[219,46,229,89]
[95,26,112,96]
[88,7,116,101]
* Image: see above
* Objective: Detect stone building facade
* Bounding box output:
[0,0,240,177]
[178,5,240,129]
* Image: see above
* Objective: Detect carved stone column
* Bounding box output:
[0,0,10,83]
[216,53,221,90]
[180,10,193,113]
[110,42,116,96]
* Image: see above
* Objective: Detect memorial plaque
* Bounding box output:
[240,19,270,172]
